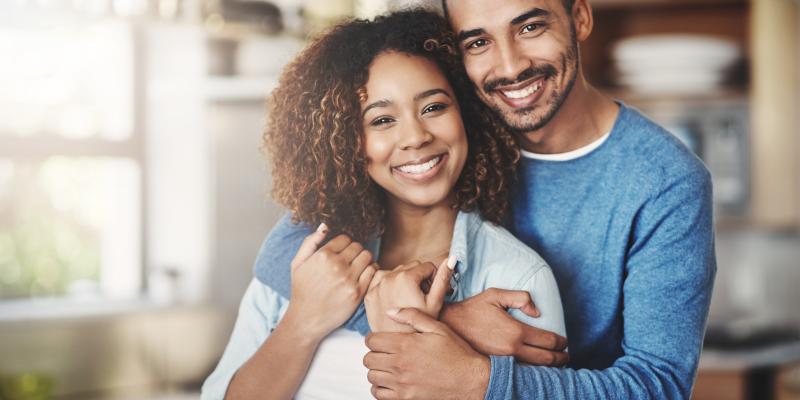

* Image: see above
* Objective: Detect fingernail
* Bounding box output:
[316,222,328,233]
[446,255,457,270]
[386,308,400,317]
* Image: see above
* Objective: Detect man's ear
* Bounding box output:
[571,0,594,42]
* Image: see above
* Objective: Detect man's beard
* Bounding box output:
[485,42,580,136]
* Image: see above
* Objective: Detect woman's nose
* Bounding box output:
[399,119,434,150]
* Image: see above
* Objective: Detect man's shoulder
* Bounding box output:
[253,213,312,287]
[615,104,712,191]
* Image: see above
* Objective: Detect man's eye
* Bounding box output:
[423,103,448,114]
[467,38,488,49]
[370,117,395,126]
[521,23,541,34]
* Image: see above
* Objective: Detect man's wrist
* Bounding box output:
[470,354,491,400]
[439,302,457,324]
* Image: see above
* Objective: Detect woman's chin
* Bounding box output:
[387,188,454,210]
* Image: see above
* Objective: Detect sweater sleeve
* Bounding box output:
[252,213,372,335]
[485,170,716,399]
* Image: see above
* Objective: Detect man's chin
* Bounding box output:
[495,107,549,134]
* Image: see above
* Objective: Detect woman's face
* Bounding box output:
[361,51,468,210]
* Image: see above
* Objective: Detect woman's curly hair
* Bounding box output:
[264,9,519,242]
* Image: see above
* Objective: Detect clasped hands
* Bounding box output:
[288,226,568,400]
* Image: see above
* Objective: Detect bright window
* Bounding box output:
[0,13,142,300]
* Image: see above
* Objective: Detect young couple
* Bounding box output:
[204,1,716,399]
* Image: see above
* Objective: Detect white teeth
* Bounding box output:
[501,81,542,99]
[396,156,442,175]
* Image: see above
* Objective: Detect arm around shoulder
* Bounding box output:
[483,170,716,400]
[509,266,567,340]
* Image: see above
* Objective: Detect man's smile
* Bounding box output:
[494,76,547,109]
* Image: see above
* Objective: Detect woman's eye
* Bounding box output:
[423,103,448,114]
[370,116,395,126]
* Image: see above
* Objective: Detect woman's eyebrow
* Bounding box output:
[414,88,451,101]
[362,99,392,117]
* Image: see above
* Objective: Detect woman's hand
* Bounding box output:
[286,223,377,339]
[364,256,455,332]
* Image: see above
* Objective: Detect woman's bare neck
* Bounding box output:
[378,200,457,270]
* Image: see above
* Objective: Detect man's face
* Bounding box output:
[447,0,580,134]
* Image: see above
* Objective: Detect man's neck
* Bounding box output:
[519,75,619,155]
[378,200,457,269]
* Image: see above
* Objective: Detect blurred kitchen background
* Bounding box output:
[0,0,798,399]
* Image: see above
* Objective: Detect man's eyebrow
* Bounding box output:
[457,8,550,43]
[362,99,392,118]
[414,88,452,102]
[510,8,550,26]
[457,28,485,43]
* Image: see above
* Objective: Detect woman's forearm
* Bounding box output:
[225,309,323,400]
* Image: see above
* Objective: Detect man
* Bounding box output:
[253,0,716,398]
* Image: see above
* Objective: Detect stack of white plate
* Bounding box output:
[612,34,742,94]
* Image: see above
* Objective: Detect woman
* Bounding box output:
[202,9,565,400]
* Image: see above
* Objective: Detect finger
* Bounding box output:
[366,370,396,388]
[363,351,395,372]
[515,345,570,367]
[489,288,540,317]
[371,385,398,400]
[292,223,329,267]
[357,263,377,293]
[321,234,352,253]
[426,255,456,312]
[385,308,447,335]
[393,260,421,272]
[349,249,373,278]
[398,262,437,285]
[368,269,387,291]
[339,241,364,263]
[365,332,408,353]
[522,326,568,351]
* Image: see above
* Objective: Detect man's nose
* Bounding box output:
[496,40,530,82]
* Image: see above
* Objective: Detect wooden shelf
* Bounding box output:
[205,75,278,102]
[583,0,749,89]
[590,0,747,9]
[600,86,749,104]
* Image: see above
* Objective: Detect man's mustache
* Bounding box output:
[483,65,558,93]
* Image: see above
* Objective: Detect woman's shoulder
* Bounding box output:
[239,278,291,327]
[458,212,551,290]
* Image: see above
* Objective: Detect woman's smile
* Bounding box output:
[392,153,448,182]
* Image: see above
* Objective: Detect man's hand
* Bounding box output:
[442,288,569,366]
[365,256,455,333]
[364,308,490,400]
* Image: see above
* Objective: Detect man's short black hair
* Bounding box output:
[441,0,576,20]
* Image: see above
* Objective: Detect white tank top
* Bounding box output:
[294,328,373,399]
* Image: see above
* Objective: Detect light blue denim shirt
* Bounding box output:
[202,211,566,399]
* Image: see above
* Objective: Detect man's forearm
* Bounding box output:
[487,354,696,400]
